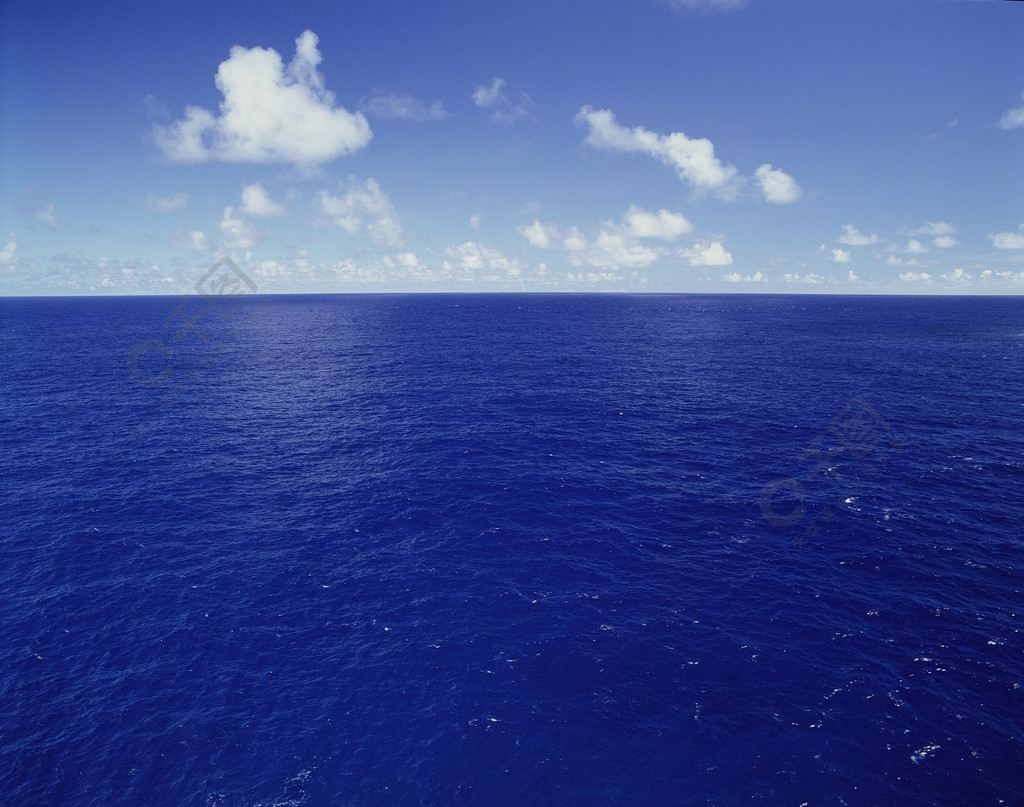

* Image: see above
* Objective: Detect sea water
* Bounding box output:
[1,293,1022,805]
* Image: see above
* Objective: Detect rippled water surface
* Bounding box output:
[2,293,1022,805]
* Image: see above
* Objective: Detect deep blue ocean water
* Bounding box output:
[1,293,1023,806]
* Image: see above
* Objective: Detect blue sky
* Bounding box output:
[1,0,1023,294]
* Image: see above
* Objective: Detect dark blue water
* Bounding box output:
[2,293,1022,806]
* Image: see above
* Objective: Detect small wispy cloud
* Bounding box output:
[0,233,18,265]
[472,78,535,124]
[838,224,879,246]
[888,238,930,255]
[910,221,958,249]
[661,0,745,13]
[722,270,766,283]
[782,272,823,285]
[36,203,58,229]
[317,176,404,248]
[998,91,1024,131]
[172,230,211,251]
[239,183,287,217]
[942,268,972,283]
[990,224,1024,250]
[361,92,447,121]
[219,207,259,249]
[144,192,188,212]
[911,221,955,237]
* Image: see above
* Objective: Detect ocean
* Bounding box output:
[1,292,1022,805]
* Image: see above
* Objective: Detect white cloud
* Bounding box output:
[623,205,693,239]
[754,163,802,204]
[518,220,558,249]
[361,93,447,121]
[518,206,717,270]
[591,230,660,268]
[685,241,732,266]
[899,271,932,282]
[991,225,1024,249]
[782,272,822,284]
[830,248,851,263]
[472,78,504,108]
[154,31,371,168]
[847,269,858,282]
[514,201,543,217]
[173,230,211,251]
[9,253,179,294]
[902,221,958,249]
[445,242,523,279]
[144,192,188,212]
[722,270,764,283]
[469,212,482,230]
[472,78,534,124]
[904,239,929,254]
[153,108,213,162]
[911,220,955,237]
[980,269,1024,283]
[884,255,927,268]
[999,92,1024,130]
[0,233,17,265]
[942,268,972,282]
[36,203,58,228]
[575,106,740,197]
[239,183,287,217]
[576,107,798,203]
[317,177,403,248]
[562,226,586,252]
[330,257,386,284]
[258,259,286,278]
[565,270,623,284]
[219,207,259,249]
[663,0,744,10]
[838,224,879,246]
